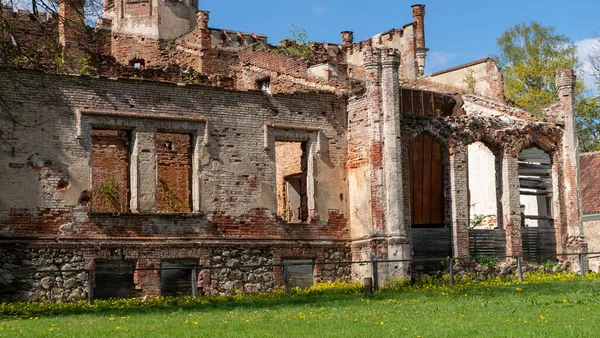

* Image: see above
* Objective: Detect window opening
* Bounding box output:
[518,147,553,227]
[257,78,271,94]
[467,142,499,229]
[94,260,137,299]
[275,141,308,223]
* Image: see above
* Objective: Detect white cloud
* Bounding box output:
[576,38,599,95]
[425,51,459,74]
[313,6,328,16]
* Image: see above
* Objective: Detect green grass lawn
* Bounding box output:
[2,274,600,337]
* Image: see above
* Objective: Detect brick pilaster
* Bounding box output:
[501,150,523,258]
[450,142,470,259]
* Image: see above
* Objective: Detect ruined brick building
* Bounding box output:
[0,1,586,302]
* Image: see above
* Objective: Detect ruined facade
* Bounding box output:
[0,2,586,302]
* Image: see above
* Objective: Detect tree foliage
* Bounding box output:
[496,21,578,114]
[497,21,600,152]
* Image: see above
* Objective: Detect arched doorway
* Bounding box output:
[408,133,445,228]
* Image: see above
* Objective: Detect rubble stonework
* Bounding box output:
[0,3,587,302]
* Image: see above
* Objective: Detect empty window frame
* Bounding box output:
[467,142,499,229]
[257,78,271,94]
[275,141,308,223]
[91,129,131,213]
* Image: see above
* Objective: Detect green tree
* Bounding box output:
[496,21,578,114]
[497,21,600,152]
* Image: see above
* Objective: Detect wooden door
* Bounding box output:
[409,134,445,227]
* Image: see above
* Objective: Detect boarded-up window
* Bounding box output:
[284,259,314,289]
[95,260,137,299]
[156,133,192,212]
[91,130,130,213]
[409,134,444,227]
[519,147,553,227]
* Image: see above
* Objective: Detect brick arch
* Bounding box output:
[514,135,559,157]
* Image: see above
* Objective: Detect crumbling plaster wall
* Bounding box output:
[0,69,349,242]
[426,59,506,102]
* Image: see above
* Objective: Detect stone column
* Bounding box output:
[555,69,587,269]
[364,48,384,236]
[556,70,583,236]
[450,142,470,259]
[380,49,410,278]
[131,130,157,213]
[350,48,384,282]
[501,150,523,258]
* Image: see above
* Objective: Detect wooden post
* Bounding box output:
[517,256,524,282]
[449,258,455,285]
[191,268,198,297]
[363,277,373,297]
[283,264,290,293]
[88,269,94,305]
[579,254,586,276]
[370,254,379,291]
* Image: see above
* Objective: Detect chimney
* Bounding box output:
[196,10,212,50]
[58,0,86,65]
[341,31,354,47]
[555,69,576,100]
[411,4,428,76]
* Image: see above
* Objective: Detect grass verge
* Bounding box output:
[2,272,600,337]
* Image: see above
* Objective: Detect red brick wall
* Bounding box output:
[238,49,308,77]
[156,133,192,212]
[91,130,130,213]
[274,141,305,221]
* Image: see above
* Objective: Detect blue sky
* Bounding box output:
[202,0,600,89]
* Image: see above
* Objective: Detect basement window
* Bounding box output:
[275,141,308,223]
[94,260,137,299]
[160,260,196,297]
[257,78,271,94]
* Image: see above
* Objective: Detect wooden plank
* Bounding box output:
[520,191,553,196]
[412,134,424,224]
[414,90,423,116]
[422,134,433,224]
[409,138,415,225]
[519,148,552,164]
[430,140,444,225]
